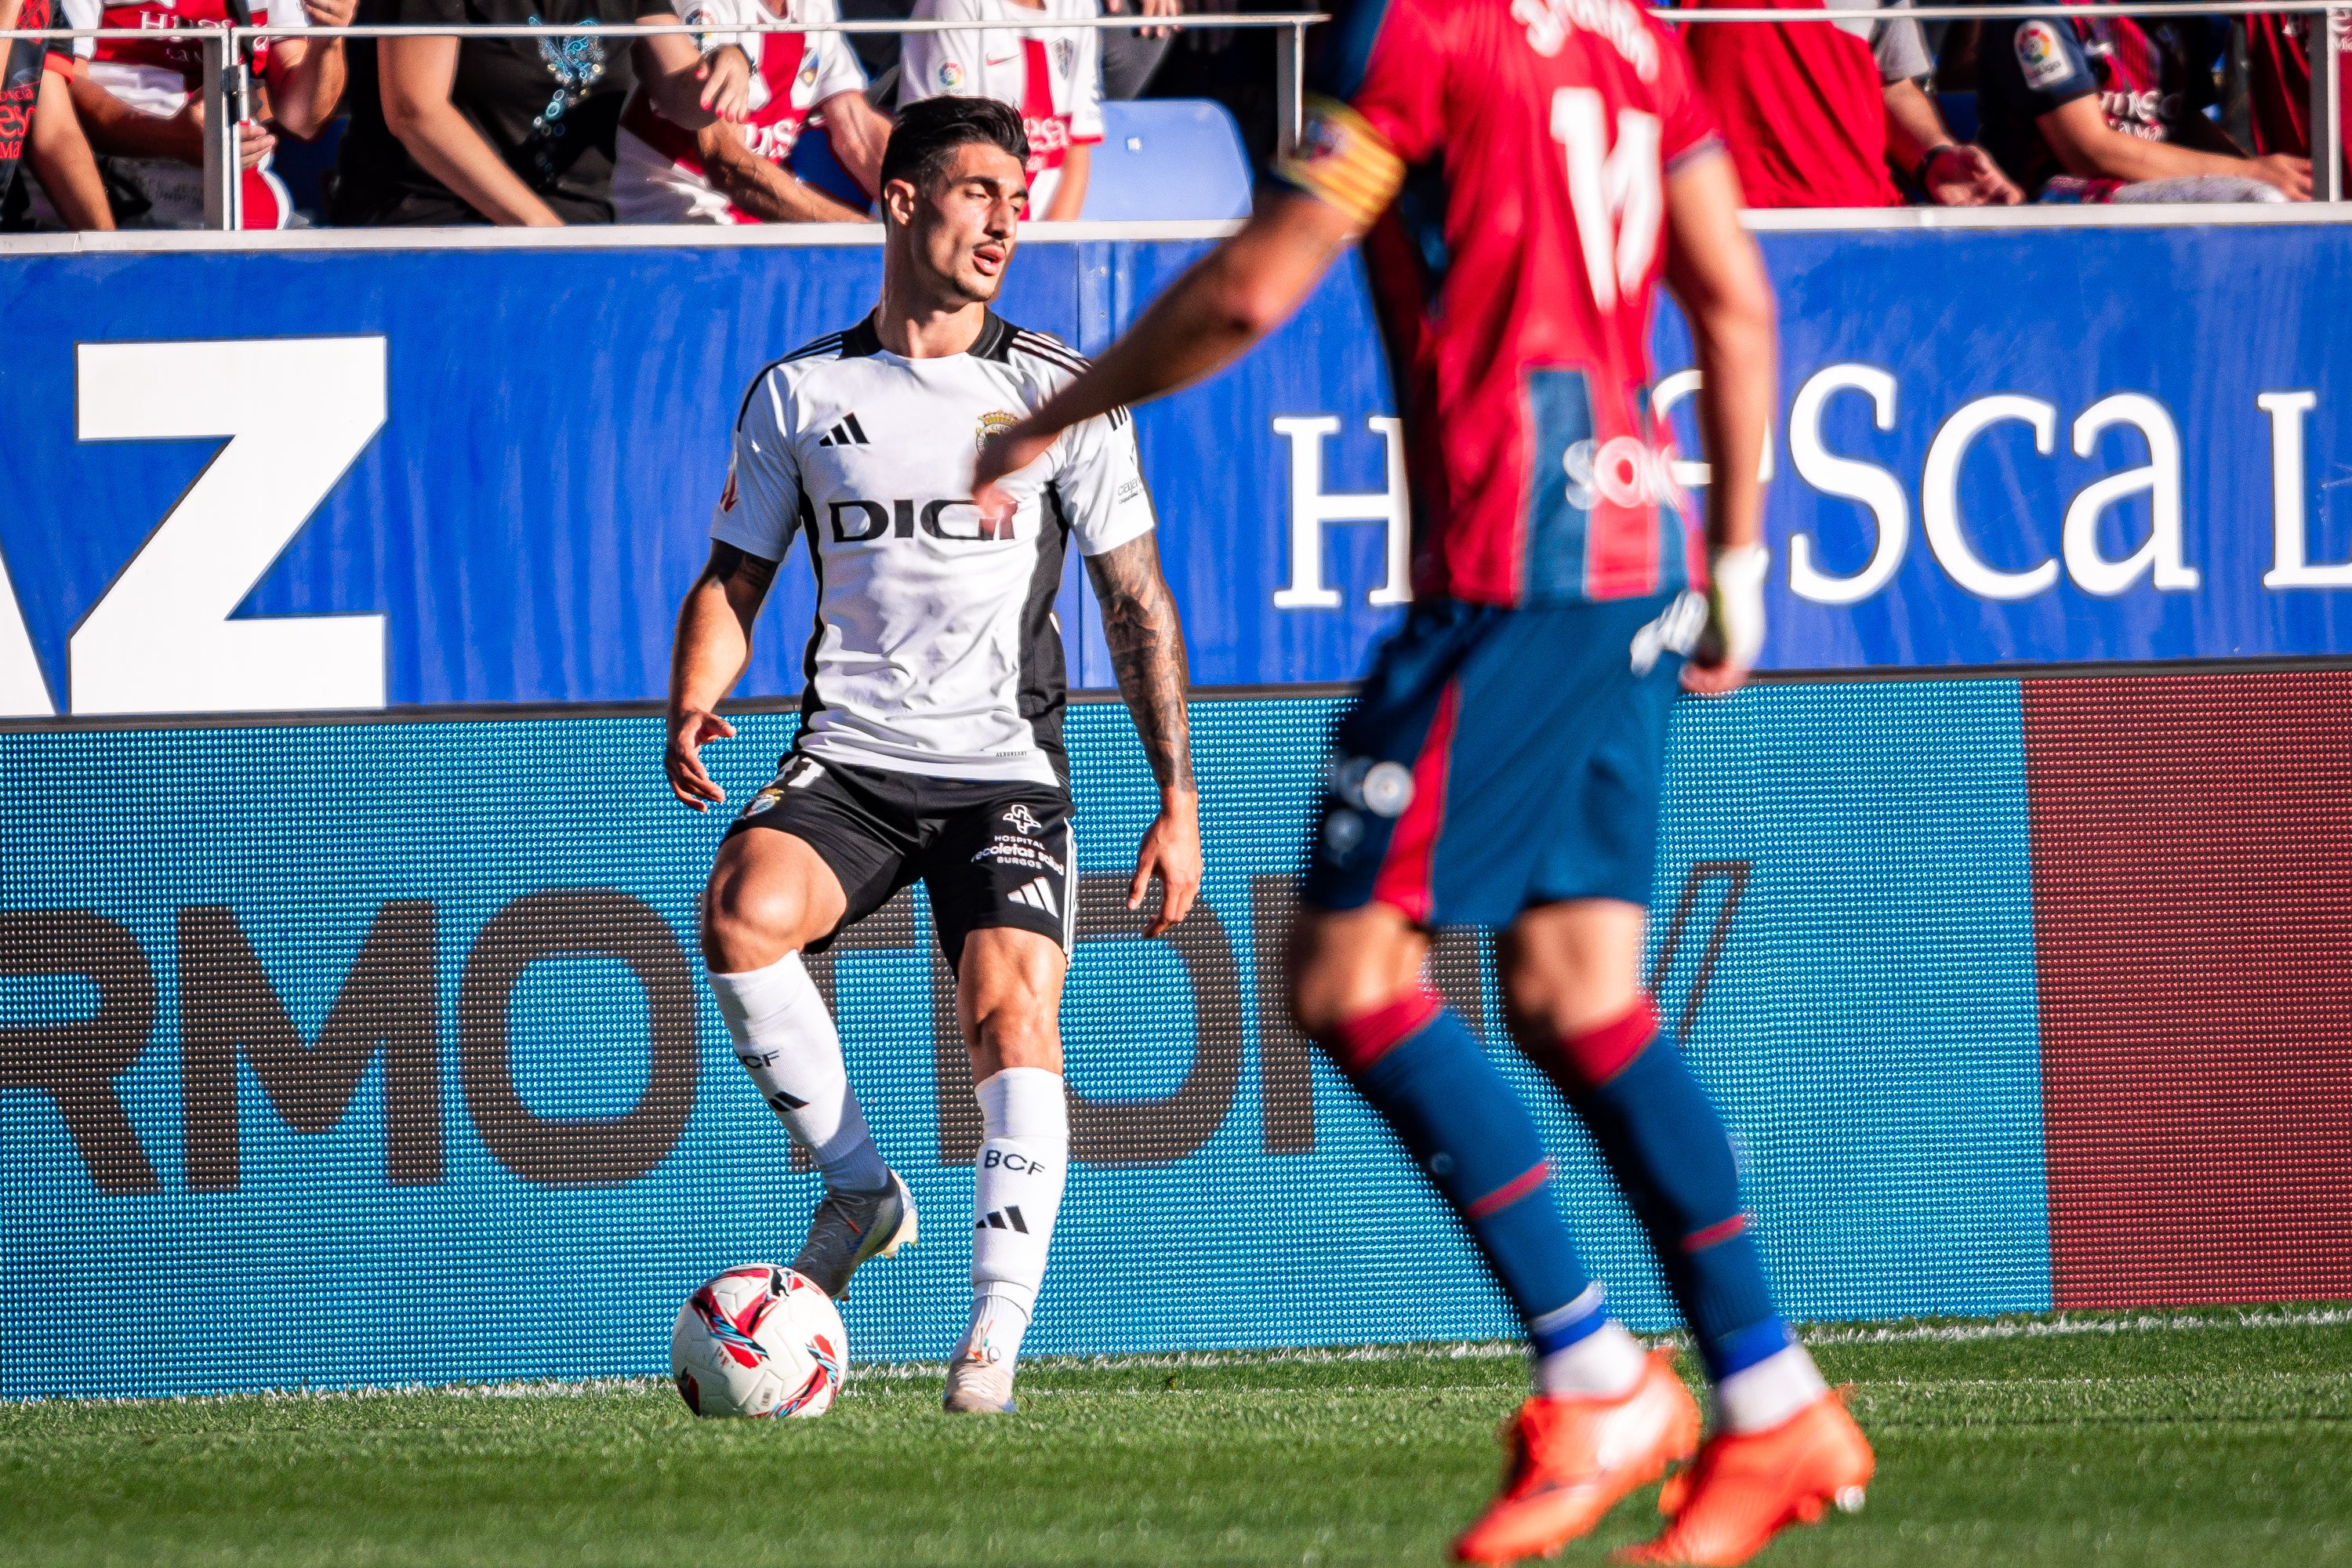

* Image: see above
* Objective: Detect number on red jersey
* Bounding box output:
[1550,89,1663,314]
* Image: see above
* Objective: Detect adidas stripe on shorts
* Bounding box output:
[724,753,1076,967]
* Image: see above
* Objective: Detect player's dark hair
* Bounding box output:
[879,97,1032,194]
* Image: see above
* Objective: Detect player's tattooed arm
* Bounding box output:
[666,543,781,811]
[1087,533,1194,793]
[1087,533,1201,935]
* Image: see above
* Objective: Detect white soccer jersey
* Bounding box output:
[613,0,869,224]
[900,0,1104,215]
[713,311,1156,786]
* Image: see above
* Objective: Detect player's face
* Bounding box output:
[906,145,1030,306]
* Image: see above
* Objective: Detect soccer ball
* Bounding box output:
[670,1265,846,1418]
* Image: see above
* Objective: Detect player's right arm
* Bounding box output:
[668,370,804,808]
[973,0,1432,499]
[666,544,779,809]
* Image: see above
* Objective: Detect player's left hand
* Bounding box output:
[1683,543,1766,696]
[973,423,1058,531]
[698,45,752,123]
[300,0,358,27]
[1130,789,1201,938]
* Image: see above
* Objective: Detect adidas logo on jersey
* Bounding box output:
[1007,877,1060,916]
[817,413,871,446]
[977,1206,1032,1233]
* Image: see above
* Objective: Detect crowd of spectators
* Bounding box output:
[0,0,2344,229]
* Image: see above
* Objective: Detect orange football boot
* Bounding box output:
[1451,1348,1703,1565]
[1616,1388,1874,1566]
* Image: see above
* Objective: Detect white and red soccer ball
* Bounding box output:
[671,1265,845,1418]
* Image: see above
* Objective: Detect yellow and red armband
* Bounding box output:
[1275,96,1407,230]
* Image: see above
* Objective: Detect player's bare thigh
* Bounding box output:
[701,829,851,972]
[1286,903,1430,1039]
[958,926,1068,1080]
[1497,898,1647,1040]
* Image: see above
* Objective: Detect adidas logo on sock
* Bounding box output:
[817,412,871,446]
[1007,877,1059,916]
[976,1206,1030,1233]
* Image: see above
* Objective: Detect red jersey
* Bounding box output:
[1276,0,1718,607]
[2246,12,2352,167]
[1685,0,1895,209]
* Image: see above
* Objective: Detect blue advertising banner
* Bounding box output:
[0,221,2347,723]
[0,690,2049,1398]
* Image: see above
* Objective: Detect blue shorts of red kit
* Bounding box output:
[1303,590,1702,925]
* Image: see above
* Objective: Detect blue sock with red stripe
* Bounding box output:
[1528,998,1791,1382]
[1317,991,1606,1360]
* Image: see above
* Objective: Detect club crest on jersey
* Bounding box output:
[976,409,1021,451]
[1051,37,1076,76]
[2016,20,2072,89]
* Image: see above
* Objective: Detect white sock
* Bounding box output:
[1715,1344,1830,1434]
[1534,1312,1649,1399]
[964,1067,1068,1367]
[708,953,890,1194]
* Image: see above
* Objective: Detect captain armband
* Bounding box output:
[1275,96,1407,230]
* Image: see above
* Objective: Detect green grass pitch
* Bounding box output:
[4,1308,2349,1566]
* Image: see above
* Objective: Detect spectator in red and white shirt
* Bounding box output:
[615,0,890,222]
[899,0,1102,220]
[1688,0,2019,208]
[0,0,112,229]
[2246,11,2350,175]
[59,0,354,228]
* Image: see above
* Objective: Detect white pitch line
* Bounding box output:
[17,1310,2349,1406]
[1795,1307,2352,1346]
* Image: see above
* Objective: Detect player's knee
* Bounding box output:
[701,866,817,972]
[1286,923,1420,1047]
[968,983,1062,1075]
[960,931,1065,1075]
[1497,904,1646,1043]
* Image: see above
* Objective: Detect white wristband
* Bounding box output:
[1708,543,1769,673]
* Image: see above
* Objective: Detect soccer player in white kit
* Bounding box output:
[666,96,1200,1413]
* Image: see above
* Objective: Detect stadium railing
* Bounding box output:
[0,2,2342,231]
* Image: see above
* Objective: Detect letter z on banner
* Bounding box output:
[71,338,389,717]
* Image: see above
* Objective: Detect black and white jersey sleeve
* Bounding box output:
[708,313,1158,788]
[710,332,824,564]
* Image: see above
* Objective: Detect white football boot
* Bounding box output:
[942,1305,1022,1414]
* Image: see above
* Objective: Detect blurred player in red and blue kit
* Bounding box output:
[975,0,1871,1556]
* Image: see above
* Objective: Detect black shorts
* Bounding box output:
[722,754,1075,967]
